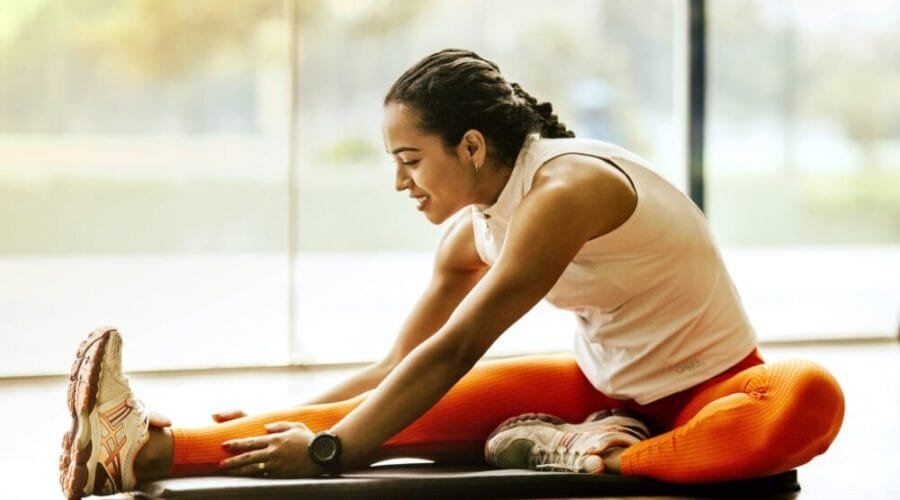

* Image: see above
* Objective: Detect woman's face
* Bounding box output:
[382,102,476,224]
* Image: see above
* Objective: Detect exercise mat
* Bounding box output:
[136,464,800,499]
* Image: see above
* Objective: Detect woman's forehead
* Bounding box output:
[383,103,418,132]
[383,103,431,152]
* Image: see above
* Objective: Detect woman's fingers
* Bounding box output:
[265,421,308,434]
[223,436,270,453]
[219,449,269,473]
[220,425,316,478]
[225,462,269,477]
[212,409,247,423]
[222,464,269,477]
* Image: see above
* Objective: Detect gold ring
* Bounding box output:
[257,462,266,472]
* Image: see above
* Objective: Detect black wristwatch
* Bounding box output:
[308,430,342,471]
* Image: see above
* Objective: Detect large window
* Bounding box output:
[708,0,900,340]
[0,1,292,374]
[3,1,893,376]
[1,0,678,374]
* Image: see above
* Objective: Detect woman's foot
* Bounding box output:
[484,410,650,474]
[59,327,152,499]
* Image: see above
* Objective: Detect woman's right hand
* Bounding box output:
[212,409,247,423]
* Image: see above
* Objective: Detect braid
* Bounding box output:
[385,49,576,166]
[510,83,575,139]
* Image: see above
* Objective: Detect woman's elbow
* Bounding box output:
[440,335,487,376]
[376,353,402,379]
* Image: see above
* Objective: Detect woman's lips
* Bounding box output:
[413,195,430,211]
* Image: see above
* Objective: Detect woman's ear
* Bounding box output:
[460,129,487,168]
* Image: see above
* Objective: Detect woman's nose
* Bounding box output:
[395,166,411,191]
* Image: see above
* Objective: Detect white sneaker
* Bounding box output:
[484,410,651,474]
[59,327,151,499]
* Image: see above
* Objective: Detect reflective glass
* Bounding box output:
[708,0,900,340]
[0,0,291,374]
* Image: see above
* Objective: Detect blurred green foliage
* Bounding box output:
[321,137,381,166]
[804,171,900,222]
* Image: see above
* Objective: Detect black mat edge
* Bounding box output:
[136,466,799,499]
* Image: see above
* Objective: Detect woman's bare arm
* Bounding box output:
[302,212,487,405]
[330,155,637,466]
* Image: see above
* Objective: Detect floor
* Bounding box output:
[2,341,897,499]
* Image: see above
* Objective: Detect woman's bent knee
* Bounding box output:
[767,360,844,466]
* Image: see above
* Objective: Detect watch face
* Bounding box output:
[313,436,337,460]
[312,434,338,462]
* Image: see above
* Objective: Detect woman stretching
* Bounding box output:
[59,49,844,499]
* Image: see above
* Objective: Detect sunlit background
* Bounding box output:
[1,0,897,376]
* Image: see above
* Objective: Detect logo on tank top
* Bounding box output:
[674,358,705,374]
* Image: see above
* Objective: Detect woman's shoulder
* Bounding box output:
[519,136,645,189]
[530,153,635,203]
[526,154,637,240]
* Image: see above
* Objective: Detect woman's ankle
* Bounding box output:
[135,427,174,481]
[602,447,625,474]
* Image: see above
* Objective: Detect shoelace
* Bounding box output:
[531,446,595,473]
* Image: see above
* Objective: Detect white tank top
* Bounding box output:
[471,135,757,404]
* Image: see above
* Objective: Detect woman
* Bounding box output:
[59,49,844,499]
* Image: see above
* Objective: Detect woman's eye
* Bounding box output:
[401,159,420,166]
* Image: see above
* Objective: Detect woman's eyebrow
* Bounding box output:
[389,146,420,154]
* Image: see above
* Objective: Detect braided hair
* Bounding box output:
[384,49,574,167]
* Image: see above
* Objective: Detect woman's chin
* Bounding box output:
[423,211,443,224]
[424,206,467,225]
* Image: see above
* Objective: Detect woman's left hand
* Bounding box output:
[219,422,321,477]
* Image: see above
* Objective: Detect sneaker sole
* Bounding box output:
[59,327,118,500]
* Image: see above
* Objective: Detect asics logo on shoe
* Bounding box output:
[99,399,135,491]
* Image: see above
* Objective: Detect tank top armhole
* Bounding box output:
[469,207,491,264]
[522,149,641,206]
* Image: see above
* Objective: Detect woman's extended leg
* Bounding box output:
[619,360,845,483]
[160,353,623,476]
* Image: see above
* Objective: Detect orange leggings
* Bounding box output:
[170,349,844,483]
